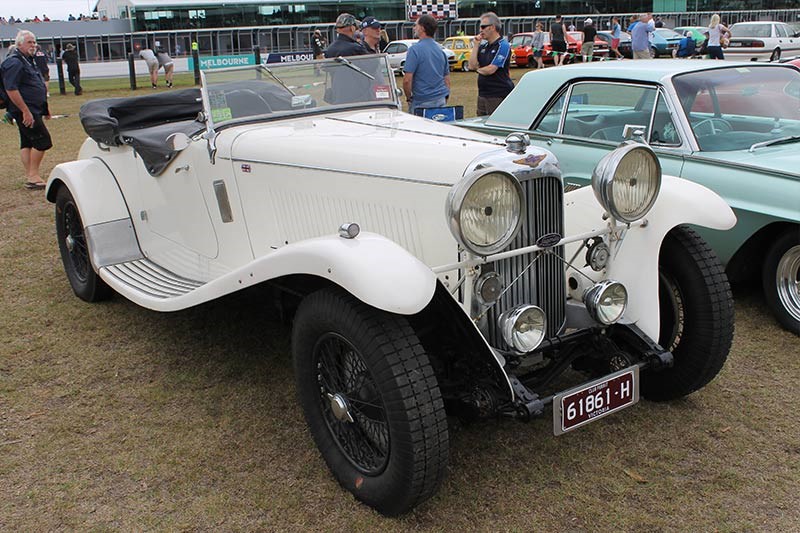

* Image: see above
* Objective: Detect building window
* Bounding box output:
[144,10,175,19]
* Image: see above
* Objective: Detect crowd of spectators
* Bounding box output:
[0,13,106,24]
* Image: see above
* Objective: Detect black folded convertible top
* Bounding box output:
[79,89,204,176]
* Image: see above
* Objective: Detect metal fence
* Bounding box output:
[3,9,798,63]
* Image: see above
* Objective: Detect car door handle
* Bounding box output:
[174,164,190,173]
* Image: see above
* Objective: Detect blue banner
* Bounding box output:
[264,51,315,64]
[188,54,256,70]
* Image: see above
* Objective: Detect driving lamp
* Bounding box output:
[584,280,628,325]
[591,143,661,223]
[447,169,524,256]
[498,305,547,353]
[475,271,504,305]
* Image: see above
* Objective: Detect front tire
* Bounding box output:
[460,61,469,72]
[650,46,658,58]
[292,288,449,516]
[642,226,734,401]
[55,186,112,302]
[762,229,800,335]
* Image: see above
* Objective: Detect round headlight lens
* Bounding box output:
[498,305,547,353]
[448,170,524,256]
[592,143,661,223]
[584,280,628,325]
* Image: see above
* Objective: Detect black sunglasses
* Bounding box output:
[480,24,492,29]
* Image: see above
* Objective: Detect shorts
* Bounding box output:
[146,58,159,72]
[581,43,594,56]
[16,114,53,151]
[552,40,567,53]
[157,53,173,68]
[611,38,620,48]
[533,50,542,58]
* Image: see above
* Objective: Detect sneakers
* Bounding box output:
[152,83,158,89]
[166,80,173,88]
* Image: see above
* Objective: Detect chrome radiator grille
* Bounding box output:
[487,176,565,348]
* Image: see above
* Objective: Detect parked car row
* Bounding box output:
[383,38,456,74]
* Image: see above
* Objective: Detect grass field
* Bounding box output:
[1,69,799,531]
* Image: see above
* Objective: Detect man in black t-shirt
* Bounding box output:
[324,13,370,104]
[582,18,597,62]
[467,12,514,116]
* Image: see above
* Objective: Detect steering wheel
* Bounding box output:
[693,117,733,136]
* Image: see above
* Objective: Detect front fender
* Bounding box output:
[254,232,437,315]
[565,175,736,340]
[46,158,131,226]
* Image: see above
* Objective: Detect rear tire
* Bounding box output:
[55,186,112,302]
[460,61,469,72]
[770,48,781,62]
[292,287,449,515]
[642,225,734,401]
[762,229,800,335]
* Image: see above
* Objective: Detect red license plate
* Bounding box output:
[553,366,639,435]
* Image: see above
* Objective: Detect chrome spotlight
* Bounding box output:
[475,271,504,306]
[498,305,547,353]
[584,280,628,325]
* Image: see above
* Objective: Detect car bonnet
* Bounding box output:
[219,109,513,186]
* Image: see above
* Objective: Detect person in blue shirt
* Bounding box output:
[403,14,450,115]
[467,12,514,116]
[673,31,697,58]
[610,16,624,59]
[630,13,655,59]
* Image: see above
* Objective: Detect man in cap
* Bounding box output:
[312,29,326,60]
[581,18,596,62]
[61,43,82,95]
[403,14,450,115]
[360,16,383,54]
[325,13,367,58]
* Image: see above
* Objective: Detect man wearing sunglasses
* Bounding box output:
[467,12,514,116]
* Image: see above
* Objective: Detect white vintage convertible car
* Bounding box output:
[47,55,736,515]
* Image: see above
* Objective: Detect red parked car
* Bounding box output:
[510,32,581,67]
[567,31,610,59]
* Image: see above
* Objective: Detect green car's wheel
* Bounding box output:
[292,287,449,516]
[642,225,734,401]
[762,229,800,335]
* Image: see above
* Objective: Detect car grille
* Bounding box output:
[486,176,566,349]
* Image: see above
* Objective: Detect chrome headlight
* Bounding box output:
[498,305,547,353]
[447,169,524,256]
[584,280,628,325]
[591,142,661,223]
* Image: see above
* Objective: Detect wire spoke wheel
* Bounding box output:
[62,201,90,283]
[293,288,448,515]
[315,333,389,474]
[55,186,112,302]
[775,244,800,323]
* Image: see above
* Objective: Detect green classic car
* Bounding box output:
[459,60,800,335]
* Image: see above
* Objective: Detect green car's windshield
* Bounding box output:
[672,66,800,151]
[200,55,397,127]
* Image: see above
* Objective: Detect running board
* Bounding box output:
[102,259,204,299]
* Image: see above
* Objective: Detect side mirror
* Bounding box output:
[166,132,191,152]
